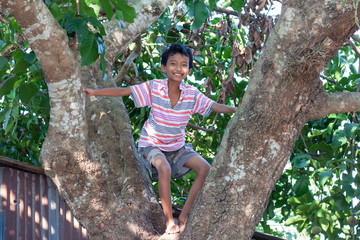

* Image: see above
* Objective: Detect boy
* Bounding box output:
[83,43,237,234]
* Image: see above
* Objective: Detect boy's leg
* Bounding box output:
[178,155,210,228]
[151,154,180,234]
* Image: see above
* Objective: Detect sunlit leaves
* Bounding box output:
[231,0,244,12]
[100,0,113,20]
[293,154,311,169]
[0,16,49,165]
[293,177,309,197]
[318,170,332,186]
[111,0,136,23]
[187,0,209,29]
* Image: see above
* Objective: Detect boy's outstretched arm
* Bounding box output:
[211,102,237,114]
[82,87,132,97]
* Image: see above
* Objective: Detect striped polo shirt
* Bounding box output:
[130,79,215,151]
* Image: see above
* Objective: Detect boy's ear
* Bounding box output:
[188,68,192,74]
[161,64,166,71]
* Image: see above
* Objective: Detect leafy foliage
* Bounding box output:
[1,0,360,239]
[0,17,49,165]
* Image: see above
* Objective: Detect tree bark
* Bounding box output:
[0,0,171,239]
[180,1,360,239]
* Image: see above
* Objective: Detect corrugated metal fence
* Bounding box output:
[0,156,89,240]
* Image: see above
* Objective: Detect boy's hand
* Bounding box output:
[83,88,95,96]
[230,106,237,113]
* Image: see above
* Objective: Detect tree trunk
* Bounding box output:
[180,1,360,239]
[0,0,171,239]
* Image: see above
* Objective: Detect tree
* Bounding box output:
[0,0,359,239]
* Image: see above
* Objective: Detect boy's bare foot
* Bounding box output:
[165,223,180,234]
[178,216,187,231]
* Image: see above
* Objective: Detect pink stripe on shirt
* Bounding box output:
[130,79,215,151]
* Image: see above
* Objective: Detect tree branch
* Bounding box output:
[113,36,142,86]
[186,123,216,132]
[348,39,360,58]
[103,0,173,66]
[311,91,360,120]
[320,74,341,88]
[214,7,239,17]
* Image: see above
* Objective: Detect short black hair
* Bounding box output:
[161,43,193,69]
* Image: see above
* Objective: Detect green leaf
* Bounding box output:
[319,170,332,186]
[355,174,360,185]
[188,0,209,29]
[79,0,98,18]
[40,94,50,115]
[115,10,124,21]
[112,0,136,23]
[75,18,90,43]
[13,59,31,74]
[231,0,244,12]
[319,217,330,231]
[100,0,113,20]
[4,116,15,135]
[63,13,77,33]
[293,154,311,168]
[86,0,100,16]
[80,34,99,66]
[293,177,309,197]
[9,17,21,33]
[328,113,347,120]
[19,82,38,104]
[333,193,350,211]
[343,183,355,198]
[209,0,217,11]
[23,51,37,64]
[63,14,90,42]
[344,123,358,138]
[79,14,106,35]
[0,56,8,70]
[157,15,172,33]
[332,129,348,149]
[3,109,11,131]
[285,215,305,226]
[0,77,20,98]
[49,3,65,22]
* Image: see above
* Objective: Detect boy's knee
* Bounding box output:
[152,156,171,175]
[157,162,171,175]
[198,163,210,177]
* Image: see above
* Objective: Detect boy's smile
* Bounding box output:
[161,53,192,83]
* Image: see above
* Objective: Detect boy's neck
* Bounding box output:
[167,79,181,91]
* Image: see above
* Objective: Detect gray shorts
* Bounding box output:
[138,143,199,180]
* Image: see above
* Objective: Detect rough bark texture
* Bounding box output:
[0,0,171,239]
[180,1,360,239]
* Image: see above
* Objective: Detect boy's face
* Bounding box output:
[161,53,192,83]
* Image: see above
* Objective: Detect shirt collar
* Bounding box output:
[160,79,186,92]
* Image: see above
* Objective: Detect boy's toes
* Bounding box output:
[165,224,180,234]
[178,217,187,228]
